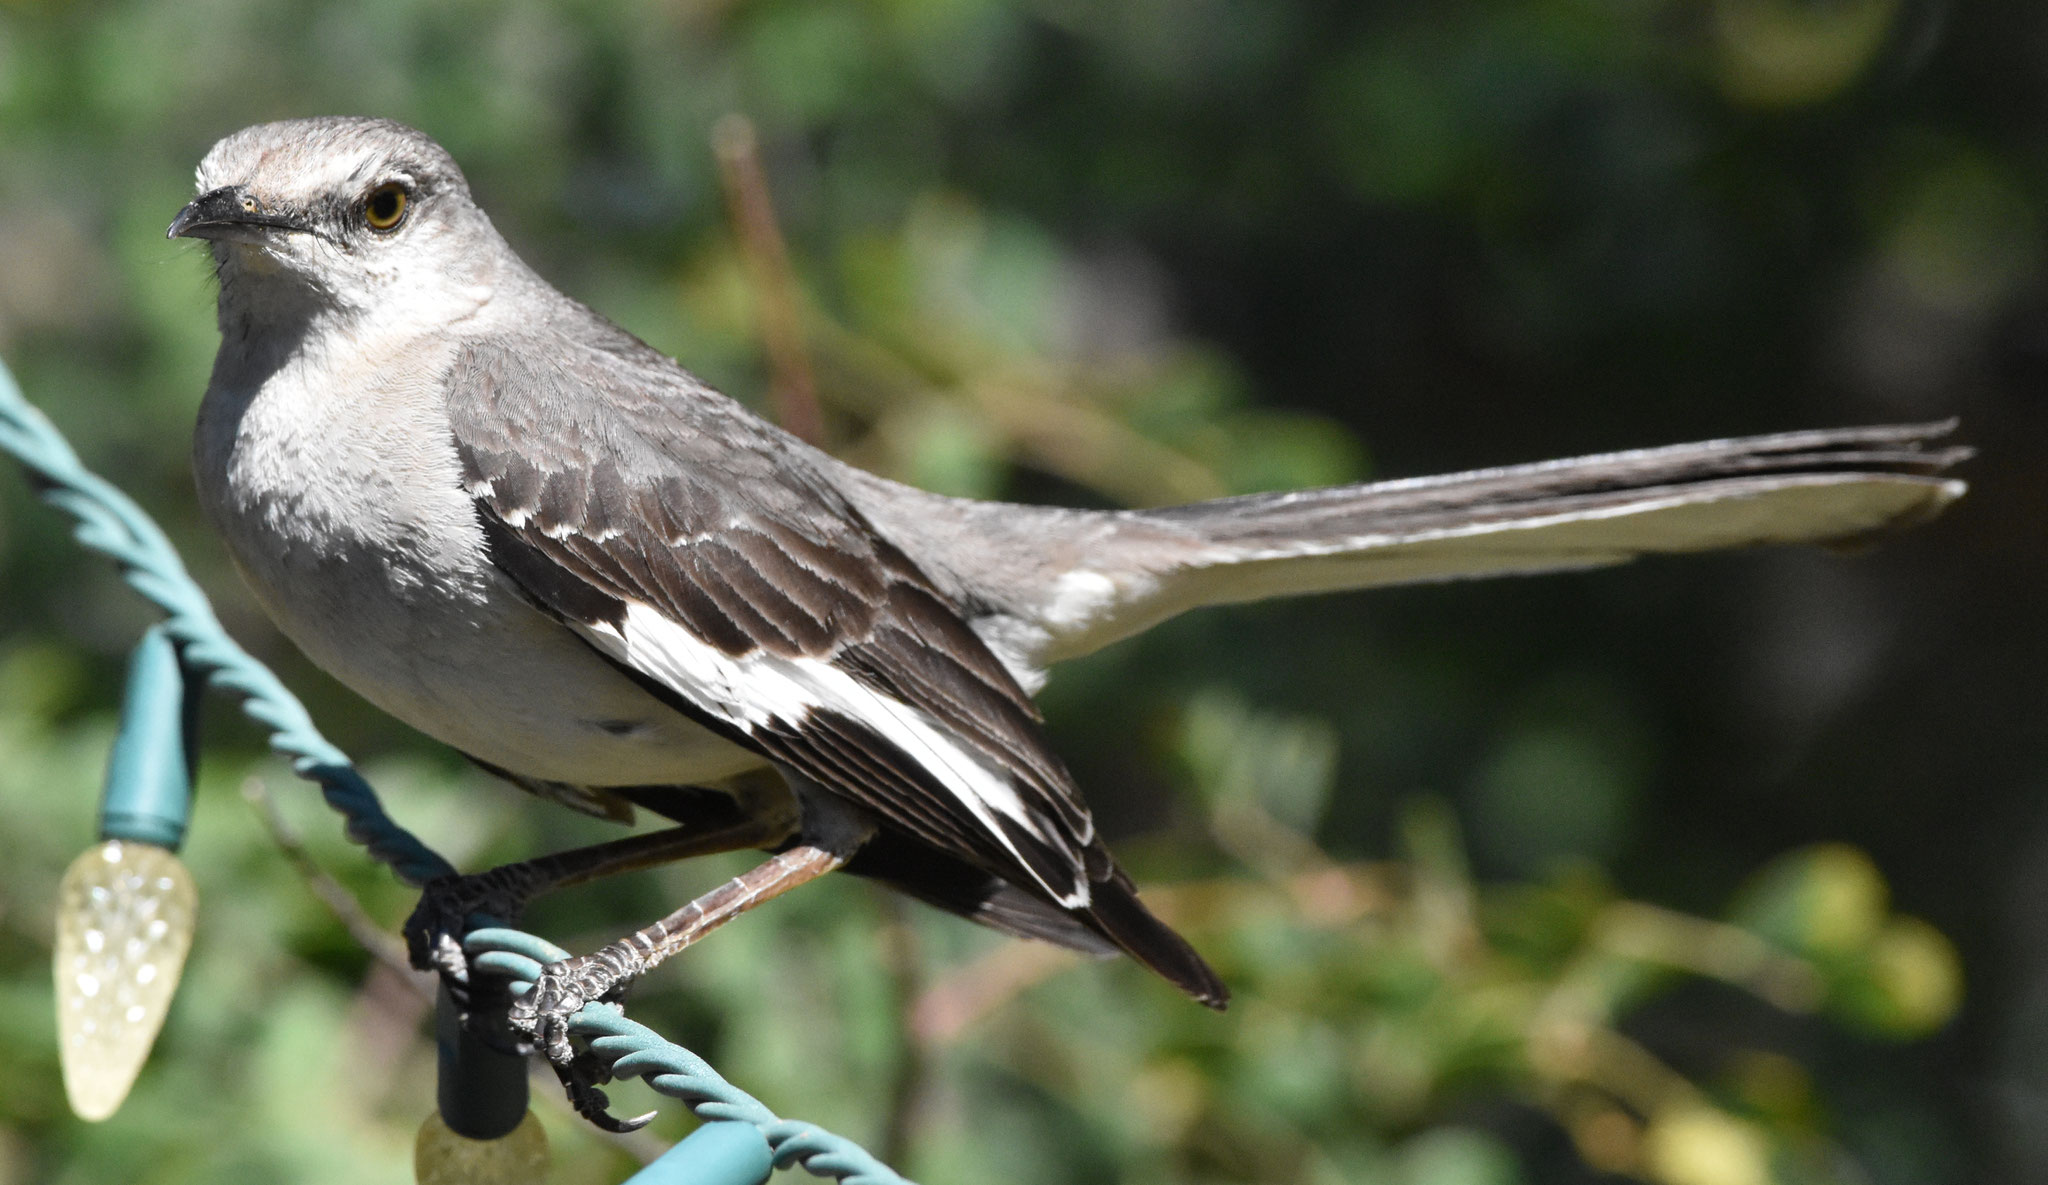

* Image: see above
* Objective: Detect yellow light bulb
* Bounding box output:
[415,1110,550,1185]
[53,839,197,1121]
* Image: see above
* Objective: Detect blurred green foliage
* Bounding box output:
[0,0,2025,1182]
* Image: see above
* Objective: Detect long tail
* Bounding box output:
[1022,420,1969,664]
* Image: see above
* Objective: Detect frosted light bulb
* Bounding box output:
[54,840,196,1121]
[415,1110,550,1184]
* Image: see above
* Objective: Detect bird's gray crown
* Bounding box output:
[195,117,469,208]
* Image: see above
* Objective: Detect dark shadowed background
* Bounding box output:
[0,2,2040,1183]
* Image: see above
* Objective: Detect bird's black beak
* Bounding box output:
[166,186,310,241]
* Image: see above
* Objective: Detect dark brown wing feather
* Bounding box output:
[444,324,1225,1006]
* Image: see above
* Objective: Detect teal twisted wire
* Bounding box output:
[0,358,453,886]
[468,929,913,1185]
[1,357,916,1183]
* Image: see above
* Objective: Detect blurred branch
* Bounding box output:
[965,373,1233,504]
[341,958,437,1114]
[1590,901,1824,1013]
[1528,1009,1701,1119]
[876,894,929,1166]
[910,862,1402,1046]
[822,324,1231,504]
[1149,863,1404,939]
[715,114,825,446]
[240,776,427,992]
[1208,799,1339,887]
[911,939,1081,1046]
[1402,799,1484,973]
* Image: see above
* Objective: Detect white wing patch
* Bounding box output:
[579,603,1089,908]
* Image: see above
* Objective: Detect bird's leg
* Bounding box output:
[406,816,791,988]
[511,843,847,1125]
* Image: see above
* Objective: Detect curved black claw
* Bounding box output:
[554,1051,657,1133]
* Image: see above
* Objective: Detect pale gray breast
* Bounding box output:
[196,333,488,608]
[193,330,766,786]
[194,331,504,702]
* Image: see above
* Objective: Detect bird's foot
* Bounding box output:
[507,945,656,1131]
[403,872,531,990]
[508,947,635,1061]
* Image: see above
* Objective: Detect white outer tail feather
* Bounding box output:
[1022,437,1965,667]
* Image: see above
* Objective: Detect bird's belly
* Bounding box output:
[197,365,765,790]
[401,634,761,787]
[224,522,765,788]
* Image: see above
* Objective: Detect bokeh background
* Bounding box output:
[0,1,2040,1182]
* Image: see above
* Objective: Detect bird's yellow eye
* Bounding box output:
[364,184,408,232]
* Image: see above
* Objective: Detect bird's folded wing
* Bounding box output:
[444,334,1102,907]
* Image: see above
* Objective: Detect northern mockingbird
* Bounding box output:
[171,117,1964,1117]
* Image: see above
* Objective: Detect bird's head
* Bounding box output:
[170,117,500,331]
